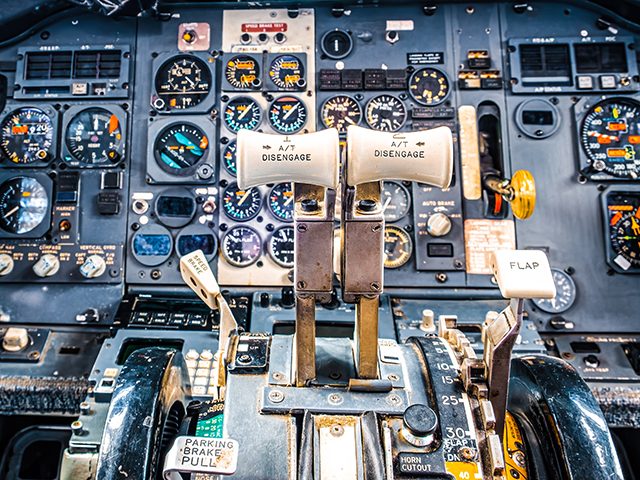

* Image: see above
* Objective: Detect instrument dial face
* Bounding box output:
[1,108,54,164]
[225,55,261,89]
[408,68,450,106]
[155,55,212,110]
[580,99,640,179]
[365,95,406,132]
[269,96,307,134]
[154,123,208,174]
[0,177,49,234]
[268,182,294,222]
[320,95,362,132]
[222,226,262,267]
[382,181,411,222]
[384,225,413,269]
[611,210,640,268]
[222,182,262,222]
[224,97,262,132]
[269,55,305,89]
[223,140,238,176]
[268,226,295,268]
[320,29,353,60]
[64,108,124,165]
[532,268,577,314]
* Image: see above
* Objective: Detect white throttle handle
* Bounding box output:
[346,125,453,188]
[236,129,340,189]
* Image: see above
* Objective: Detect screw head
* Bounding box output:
[268,390,285,403]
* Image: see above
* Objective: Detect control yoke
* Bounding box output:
[237,129,340,386]
[343,125,453,378]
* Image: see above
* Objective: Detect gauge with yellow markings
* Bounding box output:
[408,67,450,106]
[269,55,305,90]
[320,95,362,132]
[384,225,413,269]
[222,182,262,222]
[1,108,54,164]
[225,55,261,90]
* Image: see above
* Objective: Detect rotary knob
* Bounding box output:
[427,213,452,237]
[33,254,60,278]
[401,404,438,447]
[80,255,107,279]
[0,253,14,276]
[2,327,29,352]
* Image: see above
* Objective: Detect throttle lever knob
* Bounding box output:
[346,125,453,188]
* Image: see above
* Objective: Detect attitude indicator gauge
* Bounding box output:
[408,68,450,106]
[223,140,238,176]
[268,226,295,268]
[155,55,212,110]
[532,268,577,314]
[580,98,640,179]
[269,55,305,90]
[64,108,124,165]
[1,108,54,164]
[320,95,362,132]
[222,226,262,267]
[0,176,49,235]
[222,182,262,222]
[382,181,411,222]
[610,209,640,269]
[384,225,413,269]
[268,96,307,134]
[225,55,261,89]
[154,123,208,175]
[224,97,262,132]
[365,95,406,132]
[268,183,294,222]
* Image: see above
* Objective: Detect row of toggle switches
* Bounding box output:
[0,253,107,278]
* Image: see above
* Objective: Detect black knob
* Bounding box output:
[240,33,251,44]
[258,33,268,43]
[281,287,295,309]
[275,32,286,43]
[260,292,270,308]
[403,404,438,436]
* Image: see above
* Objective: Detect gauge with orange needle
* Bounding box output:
[611,208,640,269]
[222,182,262,221]
[154,123,208,175]
[64,107,124,165]
[580,98,640,178]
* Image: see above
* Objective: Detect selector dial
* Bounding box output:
[80,254,107,279]
[33,253,60,278]
[427,213,452,237]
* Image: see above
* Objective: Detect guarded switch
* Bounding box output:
[80,255,107,279]
[2,327,29,352]
[33,254,60,278]
[427,212,452,237]
[0,253,14,276]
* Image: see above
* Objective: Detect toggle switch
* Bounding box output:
[2,327,29,352]
[0,253,14,276]
[427,212,452,237]
[80,255,107,279]
[33,254,60,278]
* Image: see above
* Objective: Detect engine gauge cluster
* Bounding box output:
[62,106,126,167]
[222,53,308,92]
[1,107,55,165]
[153,54,213,112]
[224,97,262,132]
[269,96,307,134]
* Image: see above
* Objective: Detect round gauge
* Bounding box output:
[532,268,577,314]
[64,107,124,165]
[408,68,450,106]
[269,96,307,134]
[223,140,238,176]
[176,225,218,261]
[611,211,640,268]
[222,182,262,222]
[222,226,262,267]
[365,95,407,132]
[581,98,640,179]
[224,97,262,132]
[320,29,353,60]
[154,55,212,110]
[269,55,305,90]
[131,224,173,267]
[154,123,208,175]
[320,95,362,133]
[225,55,261,90]
[382,181,411,222]
[154,188,196,228]
[0,176,49,235]
[384,225,413,269]
[1,108,54,164]
[268,182,294,222]
[268,226,295,268]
